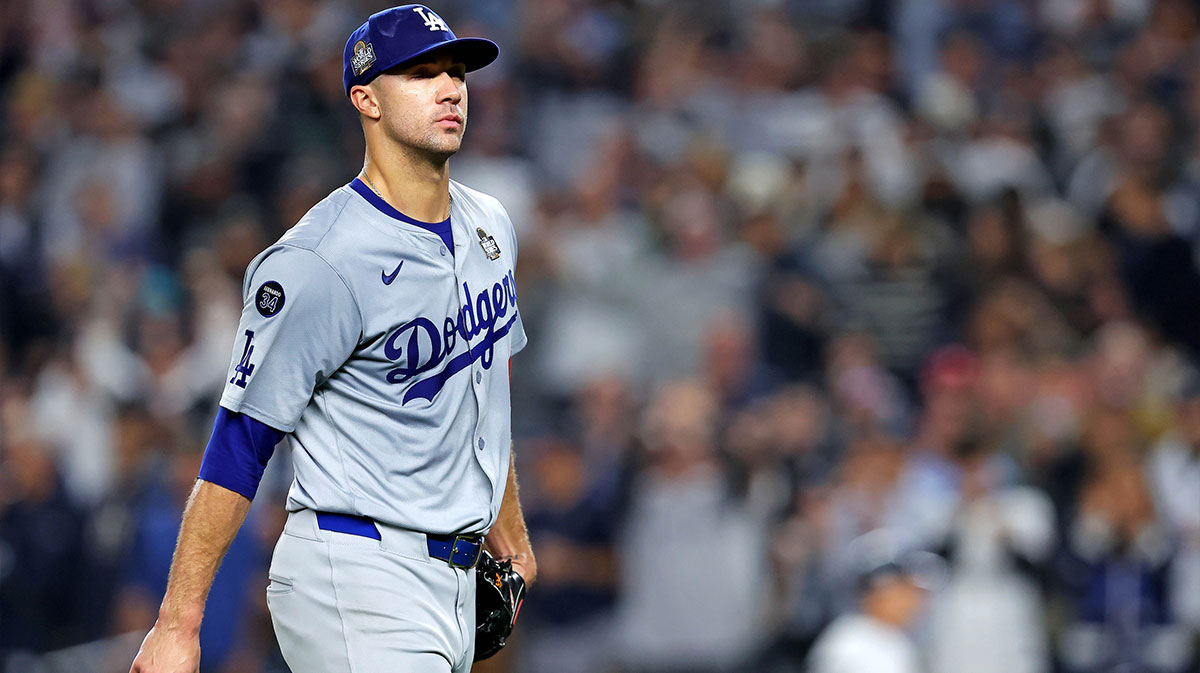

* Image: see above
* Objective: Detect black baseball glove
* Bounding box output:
[474,550,526,661]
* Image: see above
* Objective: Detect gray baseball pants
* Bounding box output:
[266,509,477,672]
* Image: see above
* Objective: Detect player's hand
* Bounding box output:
[129,621,201,673]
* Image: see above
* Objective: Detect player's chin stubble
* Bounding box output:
[420,132,462,160]
[382,117,464,160]
[430,124,465,155]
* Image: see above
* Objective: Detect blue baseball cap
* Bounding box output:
[342,4,499,98]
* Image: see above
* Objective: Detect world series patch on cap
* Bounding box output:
[342,4,499,97]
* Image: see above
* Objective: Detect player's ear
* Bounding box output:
[350,85,383,121]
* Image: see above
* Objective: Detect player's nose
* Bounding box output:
[435,72,462,105]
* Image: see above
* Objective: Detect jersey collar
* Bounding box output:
[349,178,454,252]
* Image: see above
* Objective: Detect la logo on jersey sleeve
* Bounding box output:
[230,329,256,388]
[230,280,284,388]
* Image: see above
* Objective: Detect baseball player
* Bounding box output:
[130,5,534,672]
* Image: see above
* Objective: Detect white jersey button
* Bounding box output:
[475,371,482,383]
[439,245,448,256]
[477,437,485,450]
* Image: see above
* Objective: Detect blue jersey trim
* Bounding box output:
[349,178,454,254]
[197,407,286,500]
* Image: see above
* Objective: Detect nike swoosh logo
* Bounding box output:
[381,261,404,285]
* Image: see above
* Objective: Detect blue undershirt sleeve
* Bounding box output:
[197,406,286,500]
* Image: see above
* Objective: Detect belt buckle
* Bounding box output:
[447,535,482,569]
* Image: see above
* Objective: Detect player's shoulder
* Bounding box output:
[450,179,519,256]
[450,179,511,225]
[275,185,357,253]
[241,186,357,290]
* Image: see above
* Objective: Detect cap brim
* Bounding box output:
[386,37,499,74]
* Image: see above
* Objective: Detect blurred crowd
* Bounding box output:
[4,0,1200,672]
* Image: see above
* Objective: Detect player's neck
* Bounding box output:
[362,146,451,223]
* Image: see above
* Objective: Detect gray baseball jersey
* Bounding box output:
[219,178,525,536]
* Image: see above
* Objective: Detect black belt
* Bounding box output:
[314,511,484,569]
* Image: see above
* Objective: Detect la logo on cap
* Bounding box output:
[413,6,449,32]
[351,40,376,76]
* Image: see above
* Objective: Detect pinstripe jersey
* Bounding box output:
[219,178,525,535]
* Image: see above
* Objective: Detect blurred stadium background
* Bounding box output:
[4,0,1200,672]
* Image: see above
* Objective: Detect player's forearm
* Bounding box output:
[485,449,536,585]
[155,479,252,633]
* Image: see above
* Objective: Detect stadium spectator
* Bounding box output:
[806,531,935,673]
